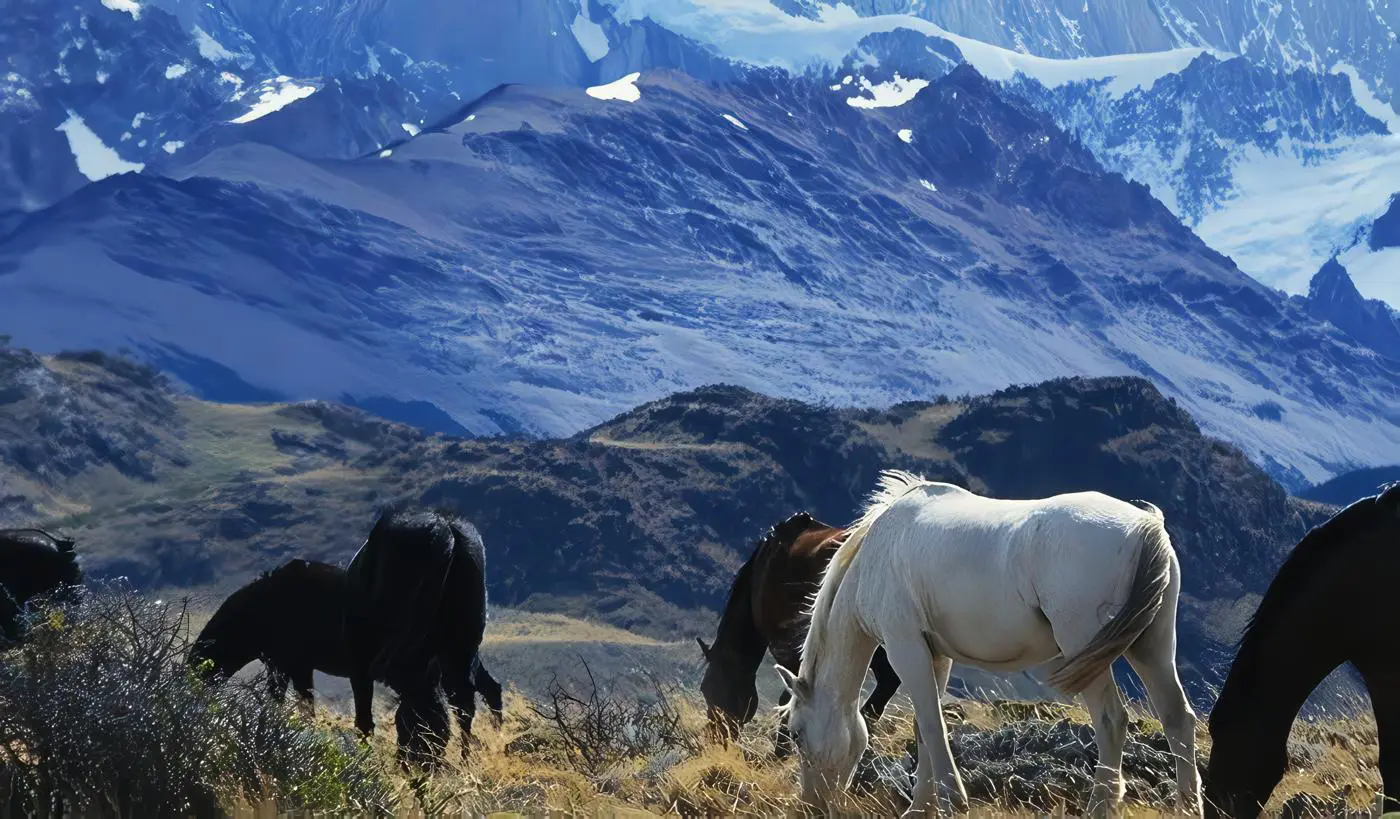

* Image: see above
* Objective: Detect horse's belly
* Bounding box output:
[922,588,1060,671]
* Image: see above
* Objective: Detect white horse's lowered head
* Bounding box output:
[778,470,1201,818]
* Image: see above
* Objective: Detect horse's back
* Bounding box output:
[854,485,1168,670]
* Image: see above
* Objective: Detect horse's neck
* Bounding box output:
[1219,583,1348,738]
[808,583,876,707]
[713,560,768,669]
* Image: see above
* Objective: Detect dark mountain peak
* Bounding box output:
[963,375,1199,436]
[1302,256,1400,359]
[1308,256,1360,303]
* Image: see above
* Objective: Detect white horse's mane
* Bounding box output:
[799,469,933,681]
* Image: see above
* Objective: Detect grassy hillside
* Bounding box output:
[0,345,1334,701]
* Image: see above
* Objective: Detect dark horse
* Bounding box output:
[189,558,502,726]
[343,507,497,767]
[0,529,83,642]
[1205,483,1400,817]
[698,512,900,754]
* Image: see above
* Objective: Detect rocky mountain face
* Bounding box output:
[1003,54,1390,226]
[5,67,1400,487]
[0,345,1328,700]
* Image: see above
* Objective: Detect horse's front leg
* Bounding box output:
[1361,667,1400,813]
[266,666,291,702]
[771,652,801,758]
[774,688,795,758]
[883,634,966,816]
[860,646,902,723]
[351,671,376,736]
[1080,670,1129,819]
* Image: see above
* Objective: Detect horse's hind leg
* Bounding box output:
[1124,585,1202,817]
[439,653,479,754]
[1080,669,1129,819]
[883,632,966,816]
[860,646,902,723]
[471,656,504,725]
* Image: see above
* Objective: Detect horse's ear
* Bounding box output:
[696,637,711,659]
[1381,482,1400,514]
[774,665,807,699]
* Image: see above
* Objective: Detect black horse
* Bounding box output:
[1205,483,1400,817]
[0,528,83,642]
[344,507,496,767]
[189,559,502,729]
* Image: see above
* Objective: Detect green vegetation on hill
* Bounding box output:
[0,346,1332,699]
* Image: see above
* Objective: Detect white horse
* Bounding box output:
[777,470,1201,818]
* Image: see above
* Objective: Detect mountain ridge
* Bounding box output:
[5,66,1400,488]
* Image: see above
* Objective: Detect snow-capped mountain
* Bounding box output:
[593,2,1400,307]
[4,67,1400,489]
[825,0,1400,112]
[1001,51,1400,303]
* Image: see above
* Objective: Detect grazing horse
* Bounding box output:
[189,558,502,724]
[778,470,1201,819]
[0,529,83,641]
[697,512,900,753]
[343,507,496,767]
[1205,483,1400,818]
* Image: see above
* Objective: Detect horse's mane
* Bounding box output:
[797,470,932,686]
[712,512,818,648]
[1214,489,1391,723]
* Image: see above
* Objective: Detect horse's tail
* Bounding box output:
[800,470,931,668]
[1046,511,1173,694]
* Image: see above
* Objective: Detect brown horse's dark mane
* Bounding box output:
[711,512,819,654]
[1213,488,1394,726]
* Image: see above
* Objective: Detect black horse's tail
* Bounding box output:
[347,510,457,681]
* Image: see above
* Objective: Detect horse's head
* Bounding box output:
[187,609,256,686]
[696,637,757,739]
[775,664,866,811]
[1201,714,1281,819]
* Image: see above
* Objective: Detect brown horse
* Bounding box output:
[1205,483,1400,817]
[698,512,900,754]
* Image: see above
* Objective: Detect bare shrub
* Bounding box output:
[0,582,396,817]
[526,658,701,775]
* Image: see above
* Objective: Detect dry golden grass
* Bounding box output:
[483,611,665,647]
[215,683,1394,818]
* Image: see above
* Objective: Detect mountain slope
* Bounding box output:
[5,67,1400,487]
[0,345,1328,699]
